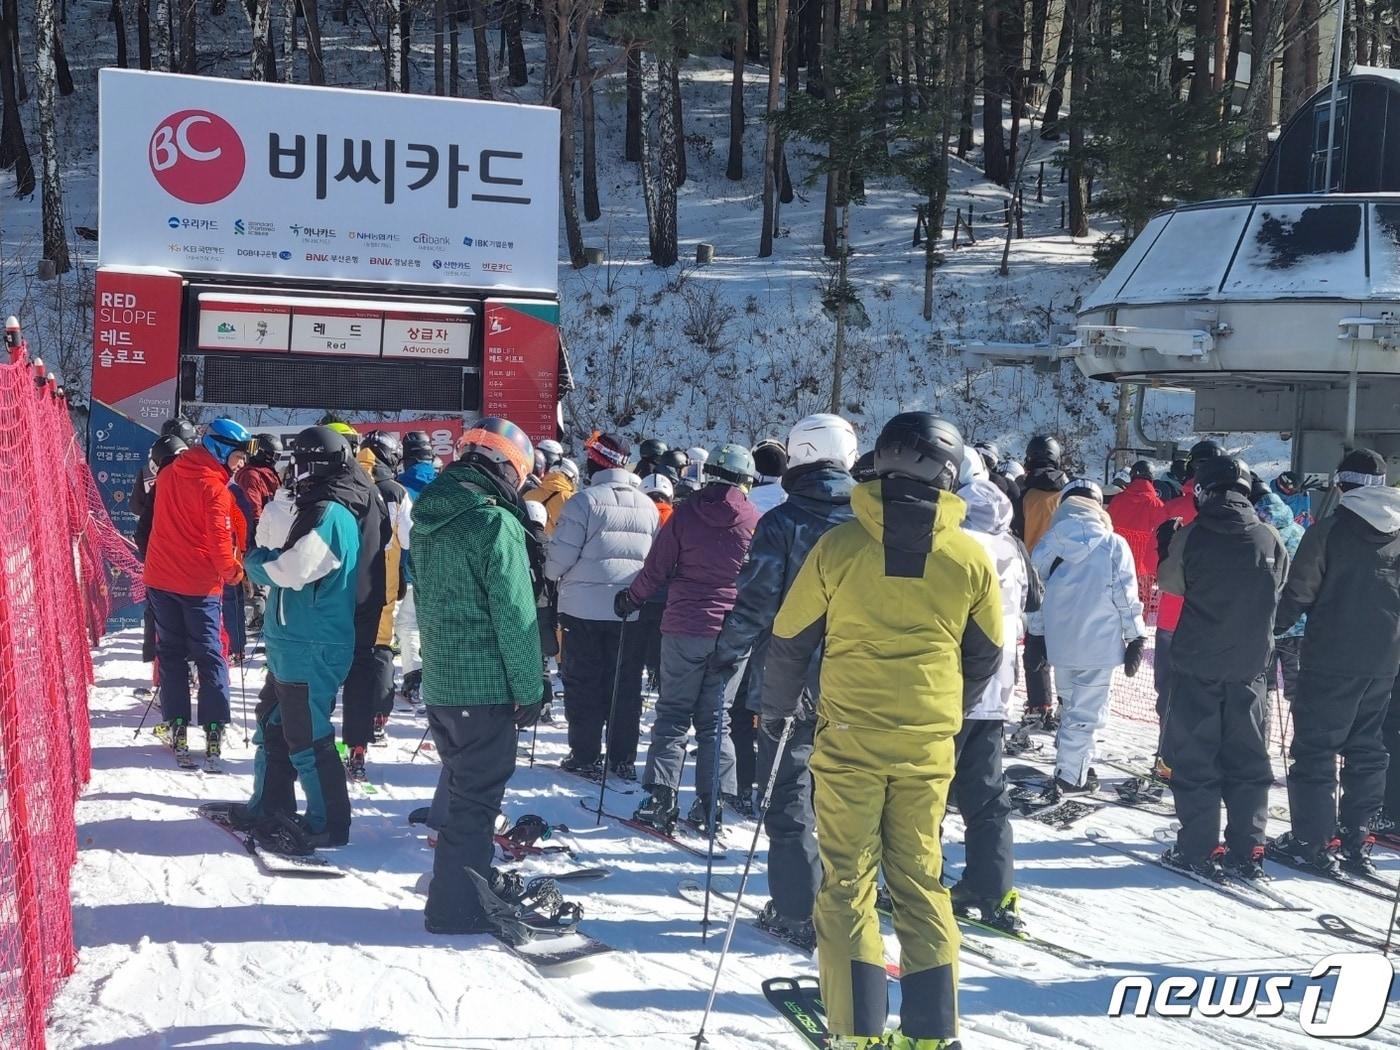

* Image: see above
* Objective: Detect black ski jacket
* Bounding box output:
[1158,490,1288,681]
[1277,486,1400,677]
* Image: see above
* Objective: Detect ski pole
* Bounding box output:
[595,617,630,827]
[1385,864,1400,956]
[411,723,432,761]
[239,644,251,746]
[133,686,159,739]
[700,662,742,942]
[693,716,794,1049]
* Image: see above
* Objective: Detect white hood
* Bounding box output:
[1341,485,1400,535]
[1037,496,1114,565]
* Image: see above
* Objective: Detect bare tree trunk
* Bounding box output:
[829,199,850,413]
[638,55,660,257]
[726,0,745,180]
[580,27,600,220]
[655,37,680,266]
[177,0,195,72]
[1068,0,1090,236]
[760,0,790,256]
[1190,0,1214,103]
[283,0,297,81]
[0,2,34,194]
[36,0,69,272]
[1303,0,1318,91]
[6,0,25,100]
[559,65,585,265]
[1028,0,1048,100]
[748,0,762,58]
[387,0,403,90]
[434,0,446,93]
[399,4,412,92]
[1040,3,1072,137]
[871,0,888,148]
[1243,0,1284,161]
[112,0,129,67]
[1214,0,1230,93]
[958,7,976,154]
[821,0,838,254]
[470,0,491,98]
[625,0,642,160]
[136,0,151,68]
[250,0,274,79]
[982,0,1007,183]
[299,0,323,81]
[505,0,527,85]
[670,52,686,185]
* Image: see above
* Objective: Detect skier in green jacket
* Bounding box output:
[413,417,546,934]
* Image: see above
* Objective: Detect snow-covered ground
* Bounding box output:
[49,631,1400,1048]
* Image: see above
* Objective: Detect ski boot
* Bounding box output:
[204,723,223,764]
[400,669,422,706]
[1151,755,1173,781]
[1161,845,1226,882]
[1003,726,1039,756]
[345,745,368,783]
[371,714,389,746]
[1220,844,1269,882]
[1047,768,1097,797]
[609,759,638,782]
[1339,829,1379,878]
[632,785,679,834]
[538,702,554,726]
[170,720,190,763]
[888,1033,963,1050]
[725,792,757,819]
[688,795,724,838]
[1269,831,1341,877]
[756,900,816,952]
[561,751,603,777]
[953,887,1027,934]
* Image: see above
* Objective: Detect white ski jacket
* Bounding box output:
[961,478,1031,721]
[1028,495,1146,670]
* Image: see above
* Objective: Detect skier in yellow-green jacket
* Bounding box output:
[761,412,1004,1050]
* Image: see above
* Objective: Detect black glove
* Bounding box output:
[614,588,642,619]
[1156,517,1183,563]
[1124,637,1147,678]
[761,717,789,743]
[1023,633,1048,673]
[514,700,544,729]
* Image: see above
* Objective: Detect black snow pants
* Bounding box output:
[1288,669,1394,850]
[342,605,394,749]
[559,614,646,766]
[1163,671,1273,861]
[425,703,517,928]
[1384,676,1400,819]
[950,718,1014,900]
[757,717,819,923]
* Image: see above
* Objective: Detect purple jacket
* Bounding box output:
[628,484,760,637]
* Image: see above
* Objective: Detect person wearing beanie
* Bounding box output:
[1012,435,1067,730]
[1271,448,1400,878]
[1108,460,1168,589]
[545,432,659,780]
[748,439,790,516]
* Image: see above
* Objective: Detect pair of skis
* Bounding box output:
[762,977,968,1050]
[579,799,728,860]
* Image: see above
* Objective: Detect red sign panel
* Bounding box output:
[355,419,464,463]
[480,299,559,444]
[92,269,185,425]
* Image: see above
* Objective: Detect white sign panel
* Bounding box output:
[290,308,384,356]
[97,68,560,293]
[198,299,292,352]
[382,312,473,361]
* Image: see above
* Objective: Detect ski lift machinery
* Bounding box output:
[964,60,1400,479]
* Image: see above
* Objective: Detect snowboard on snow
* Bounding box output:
[460,868,613,972]
[197,803,344,878]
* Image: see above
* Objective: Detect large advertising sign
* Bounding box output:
[97,69,561,293]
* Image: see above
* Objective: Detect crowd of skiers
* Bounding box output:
[132,406,1400,1050]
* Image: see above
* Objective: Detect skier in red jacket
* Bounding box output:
[143,417,252,765]
[1108,461,1168,582]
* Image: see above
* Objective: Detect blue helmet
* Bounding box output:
[201,417,252,466]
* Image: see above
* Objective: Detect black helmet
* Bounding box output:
[1186,439,1223,476]
[873,412,964,490]
[752,439,789,480]
[363,430,404,470]
[852,450,878,482]
[658,448,689,477]
[1025,435,1061,470]
[161,416,197,445]
[149,434,187,470]
[289,426,353,490]
[639,438,669,463]
[403,430,434,464]
[1129,459,1153,481]
[251,432,283,468]
[974,441,1001,473]
[1193,455,1252,498]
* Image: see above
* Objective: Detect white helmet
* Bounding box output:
[537,438,565,467]
[787,413,859,470]
[641,473,674,500]
[997,458,1025,483]
[958,445,989,487]
[687,446,710,466]
[557,457,580,482]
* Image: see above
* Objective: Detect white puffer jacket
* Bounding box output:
[961,478,1030,721]
[1028,495,1146,670]
[545,468,659,620]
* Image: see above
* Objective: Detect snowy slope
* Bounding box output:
[0,4,1292,478]
[50,632,1400,1048]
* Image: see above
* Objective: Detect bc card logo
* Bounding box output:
[149,110,246,204]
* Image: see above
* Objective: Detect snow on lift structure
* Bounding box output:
[966,67,1400,475]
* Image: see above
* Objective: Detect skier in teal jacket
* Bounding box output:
[235,426,363,847]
